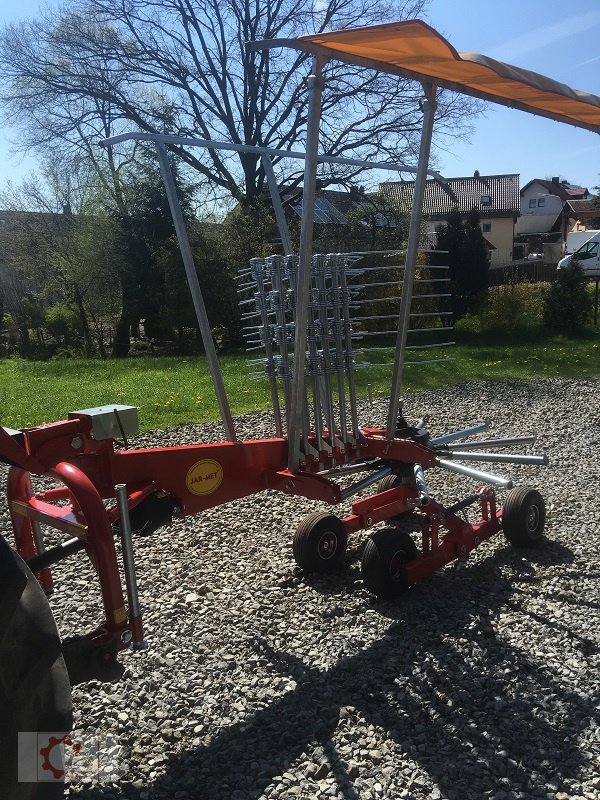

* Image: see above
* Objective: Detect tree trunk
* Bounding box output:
[112,312,132,357]
[72,284,94,356]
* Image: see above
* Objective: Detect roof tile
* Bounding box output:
[381,173,520,218]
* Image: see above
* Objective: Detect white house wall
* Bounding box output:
[517,182,563,234]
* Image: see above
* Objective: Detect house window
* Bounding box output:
[482,222,491,233]
[481,194,491,206]
[537,197,546,207]
[529,198,537,208]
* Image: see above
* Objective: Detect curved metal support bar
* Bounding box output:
[52,461,127,631]
[436,458,513,489]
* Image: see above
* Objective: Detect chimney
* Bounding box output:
[551,177,560,185]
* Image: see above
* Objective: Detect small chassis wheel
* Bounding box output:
[361,527,419,599]
[293,512,348,573]
[502,487,546,547]
[377,473,402,493]
[377,471,414,521]
[377,462,415,494]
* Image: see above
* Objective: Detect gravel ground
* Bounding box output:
[2,377,599,800]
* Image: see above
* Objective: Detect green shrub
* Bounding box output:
[457,280,545,335]
[44,306,82,345]
[543,259,593,335]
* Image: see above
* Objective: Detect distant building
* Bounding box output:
[381,172,520,265]
[517,177,592,236]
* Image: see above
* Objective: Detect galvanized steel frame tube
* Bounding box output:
[261,155,294,255]
[385,84,438,440]
[288,55,326,471]
[155,143,237,442]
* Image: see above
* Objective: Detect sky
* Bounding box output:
[0,0,599,192]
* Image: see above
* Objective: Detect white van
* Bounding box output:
[565,229,599,254]
[557,231,600,277]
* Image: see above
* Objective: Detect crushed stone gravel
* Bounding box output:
[1,377,599,800]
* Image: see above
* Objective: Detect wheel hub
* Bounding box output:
[389,549,408,582]
[318,532,337,560]
[526,505,540,532]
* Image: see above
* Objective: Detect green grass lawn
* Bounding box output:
[0,329,598,431]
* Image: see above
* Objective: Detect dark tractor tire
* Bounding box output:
[361,527,419,599]
[0,535,72,800]
[293,512,348,573]
[502,487,546,547]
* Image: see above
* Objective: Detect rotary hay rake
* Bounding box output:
[2,18,600,798]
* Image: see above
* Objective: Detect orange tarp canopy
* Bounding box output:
[283,21,600,133]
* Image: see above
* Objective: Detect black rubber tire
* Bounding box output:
[502,487,546,547]
[0,535,72,800]
[377,472,415,522]
[361,527,419,599]
[293,512,348,573]
[377,474,402,493]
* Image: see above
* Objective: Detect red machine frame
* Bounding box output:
[1,415,503,655]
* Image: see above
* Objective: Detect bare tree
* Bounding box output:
[0,0,480,206]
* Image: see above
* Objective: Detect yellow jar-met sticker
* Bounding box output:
[186,459,224,496]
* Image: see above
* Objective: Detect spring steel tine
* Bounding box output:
[410,311,453,317]
[339,255,361,439]
[446,435,536,450]
[346,280,400,290]
[314,256,337,444]
[328,255,350,447]
[352,324,454,334]
[405,342,455,350]
[343,249,406,257]
[345,268,401,277]
[444,451,548,466]
[408,326,454,334]
[436,458,513,489]
[404,358,453,366]
[430,423,489,446]
[269,255,292,426]
[411,293,452,299]
[249,257,283,437]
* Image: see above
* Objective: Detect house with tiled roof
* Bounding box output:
[566,199,600,230]
[516,177,592,240]
[381,172,520,264]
